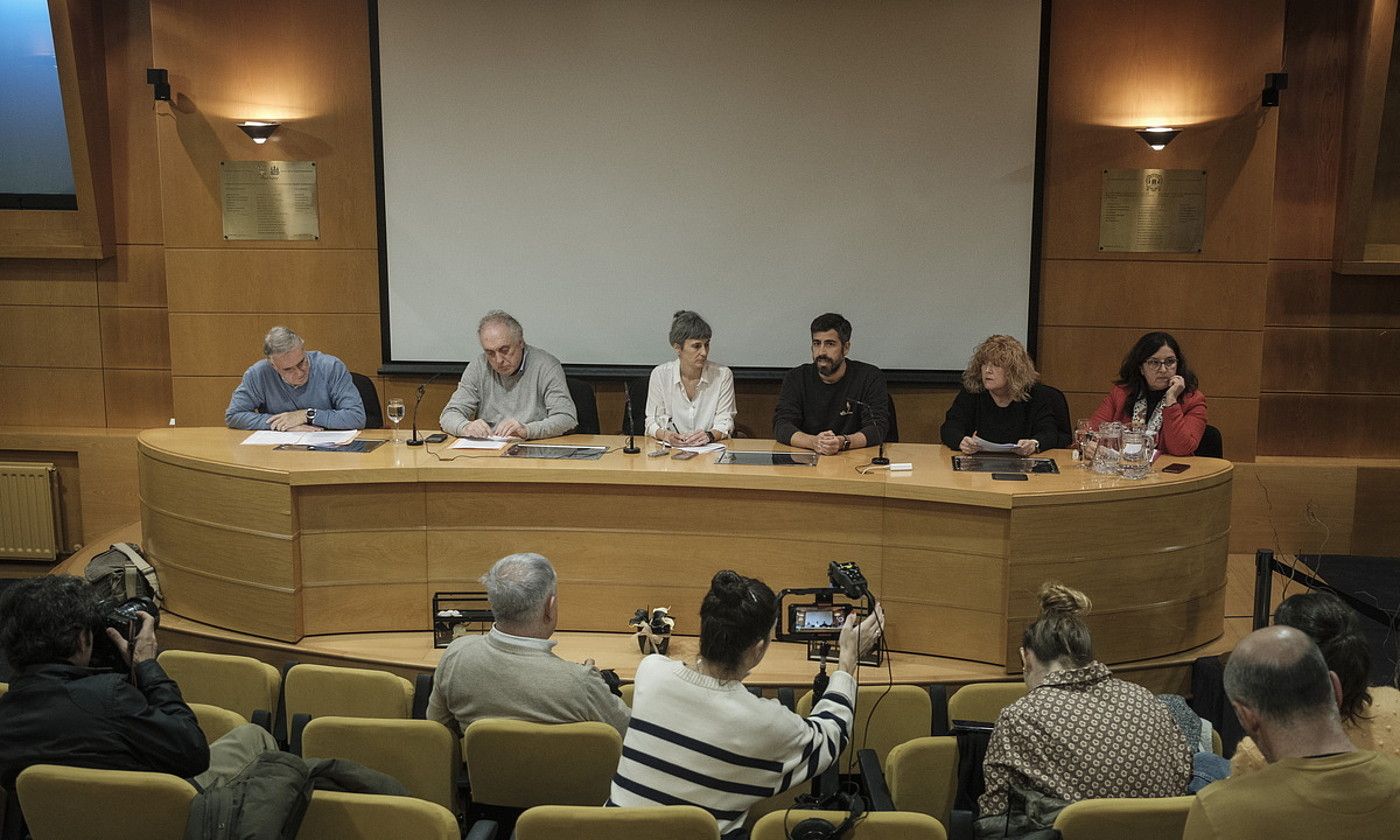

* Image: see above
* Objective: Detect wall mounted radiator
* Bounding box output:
[0,463,62,561]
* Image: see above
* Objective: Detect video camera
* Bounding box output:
[89,595,160,672]
[775,560,881,666]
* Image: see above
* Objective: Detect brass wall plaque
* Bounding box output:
[220,161,320,241]
[1098,169,1205,253]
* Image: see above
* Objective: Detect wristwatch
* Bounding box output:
[840,435,850,451]
[305,408,317,424]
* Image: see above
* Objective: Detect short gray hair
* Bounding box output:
[263,326,303,356]
[480,552,556,622]
[669,310,712,347]
[478,310,524,342]
[1224,627,1335,724]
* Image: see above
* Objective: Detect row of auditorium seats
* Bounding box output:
[2,652,1224,839]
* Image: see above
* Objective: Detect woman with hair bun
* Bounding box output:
[1230,590,1400,775]
[609,570,884,838]
[976,583,1191,836]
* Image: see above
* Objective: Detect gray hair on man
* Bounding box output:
[478,310,524,342]
[669,310,713,347]
[479,552,557,623]
[1224,625,1336,723]
[263,326,304,356]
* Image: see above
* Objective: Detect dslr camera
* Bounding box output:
[89,595,160,672]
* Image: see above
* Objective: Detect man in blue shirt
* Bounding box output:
[225,326,366,430]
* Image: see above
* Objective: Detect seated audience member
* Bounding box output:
[939,334,1061,456]
[1232,591,1400,774]
[1088,330,1207,457]
[646,310,736,446]
[609,570,884,837]
[1184,626,1400,839]
[226,325,367,431]
[0,576,277,790]
[977,583,1190,836]
[773,313,890,455]
[427,553,629,736]
[439,310,577,440]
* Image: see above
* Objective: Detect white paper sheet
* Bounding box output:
[241,430,359,446]
[449,436,513,450]
[971,436,1021,454]
[665,442,727,454]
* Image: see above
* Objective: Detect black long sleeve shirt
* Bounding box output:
[772,360,889,446]
[939,384,1060,453]
[0,660,210,788]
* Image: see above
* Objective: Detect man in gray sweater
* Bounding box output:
[427,553,630,737]
[439,311,577,439]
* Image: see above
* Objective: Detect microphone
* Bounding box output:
[406,372,443,446]
[842,399,890,466]
[623,387,640,454]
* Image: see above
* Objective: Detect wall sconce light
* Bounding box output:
[237,121,281,144]
[1135,126,1181,151]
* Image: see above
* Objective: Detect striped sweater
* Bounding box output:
[608,654,856,838]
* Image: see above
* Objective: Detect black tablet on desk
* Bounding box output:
[952,455,1059,474]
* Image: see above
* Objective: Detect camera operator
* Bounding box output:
[608,570,884,837]
[0,576,275,790]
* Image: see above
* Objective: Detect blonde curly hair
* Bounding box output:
[960,335,1039,400]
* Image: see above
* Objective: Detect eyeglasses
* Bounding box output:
[1144,357,1178,370]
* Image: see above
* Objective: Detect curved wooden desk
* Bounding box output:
[137,429,1232,670]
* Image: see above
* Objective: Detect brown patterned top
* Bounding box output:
[978,661,1193,816]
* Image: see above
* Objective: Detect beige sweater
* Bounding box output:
[426,627,630,737]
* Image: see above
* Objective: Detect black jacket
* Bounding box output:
[0,660,209,788]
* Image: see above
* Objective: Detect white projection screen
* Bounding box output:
[374,0,1044,376]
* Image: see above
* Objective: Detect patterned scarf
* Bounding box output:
[1130,394,1166,436]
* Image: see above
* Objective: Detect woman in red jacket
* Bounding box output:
[1089,331,1207,457]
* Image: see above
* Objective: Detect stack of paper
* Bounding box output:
[241,430,359,446]
[449,436,513,450]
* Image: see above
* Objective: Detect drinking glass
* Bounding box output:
[387,398,406,443]
[1073,418,1092,465]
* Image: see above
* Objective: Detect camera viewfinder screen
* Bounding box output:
[793,605,850,632]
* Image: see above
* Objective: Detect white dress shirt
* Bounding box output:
[645,359,736,438]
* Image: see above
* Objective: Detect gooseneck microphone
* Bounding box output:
[406,372,443,446]
[623,387,641,454]
[842,399,890,466]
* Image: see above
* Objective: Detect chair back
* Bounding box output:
[463,719,622,808]
[1210,728,1223,756]
[350,372,384,429]
[284,663,414,721]
[1054,796,1193,840]
[946,682,1026,728]
[1195,424,1224,458]
[296,790,459,840]
[796,684,931,768]
[620,682,635,708]
[157,649,281,723]
[885,394,900,443]
[566,377,601,434]
[516,804,720,840]
[752,809,946,840]
[189,702,250,744]
[302,716,459,810]
[17,765,195,840]
[1037,383,1073,449]
[884,736,959,828]
[0,682,7,696]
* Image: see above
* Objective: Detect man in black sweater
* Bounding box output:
[0,576,274,790]
[773,313,890,455]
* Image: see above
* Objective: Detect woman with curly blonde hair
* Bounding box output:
[939,334,1061,456]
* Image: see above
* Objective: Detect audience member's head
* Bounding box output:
[1225,626,1349,762]
[1275,591,1373,724]
[480,552,558,637]
[0,576,102,671]
[699,570,778,677]
[1021,582,1094,686]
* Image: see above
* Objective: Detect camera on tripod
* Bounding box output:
[775,561,881,665]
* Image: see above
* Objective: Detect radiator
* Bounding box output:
[0,463,62,561]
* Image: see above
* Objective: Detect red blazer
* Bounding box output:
[1089,384,1208,457]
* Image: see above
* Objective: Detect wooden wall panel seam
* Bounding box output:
[140,500,294,539]
[149,557,297,594]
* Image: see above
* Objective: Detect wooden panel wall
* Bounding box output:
[147,0,381,426]
[1036,0,1285,463]
[1260,0,1400,456]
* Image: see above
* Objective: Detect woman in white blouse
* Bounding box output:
[646,310,737,446]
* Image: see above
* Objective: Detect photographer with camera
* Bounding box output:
[608,569,884,837]
[0,576,275,790]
